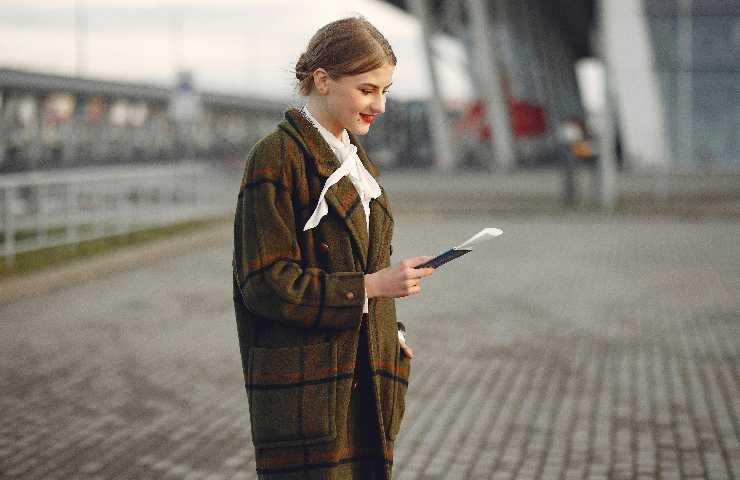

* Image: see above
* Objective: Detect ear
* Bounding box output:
[312,68,330,95]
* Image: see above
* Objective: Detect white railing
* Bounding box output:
[0,162,234,267]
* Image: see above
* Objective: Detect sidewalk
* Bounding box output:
[1,211,738,479]
[3,167,738,302]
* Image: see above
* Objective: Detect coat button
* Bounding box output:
[319,242,330,254]
[345,291,355,301]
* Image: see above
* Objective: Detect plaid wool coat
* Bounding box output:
[232,108,411,479]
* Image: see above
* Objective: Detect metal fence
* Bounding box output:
[0,162,233,267]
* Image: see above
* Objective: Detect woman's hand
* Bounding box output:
[399,333,413,359]
[364,256,436,299]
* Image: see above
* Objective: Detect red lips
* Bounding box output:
[359,113,374,124]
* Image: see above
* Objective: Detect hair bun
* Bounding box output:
[295,53,309,80]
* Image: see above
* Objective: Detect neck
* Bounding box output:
[306,97,343,140]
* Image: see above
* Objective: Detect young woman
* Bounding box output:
[232,16,435,479]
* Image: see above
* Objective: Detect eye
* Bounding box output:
[361,90,373,95]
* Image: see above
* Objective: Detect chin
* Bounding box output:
[350,123,371,136]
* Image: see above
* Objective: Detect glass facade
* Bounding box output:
[646,0,740,168]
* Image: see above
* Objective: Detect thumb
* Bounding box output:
[406,256,434,268]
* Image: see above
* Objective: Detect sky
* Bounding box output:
[0,0,474,103]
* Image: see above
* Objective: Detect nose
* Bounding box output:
[370,93,385,114]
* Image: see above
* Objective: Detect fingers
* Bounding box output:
[415,266,435,278]
[382,256,436,299]
[399,285,420,297]
[400,340,414,359]
[400,256,436,278]
[396,256,435,297]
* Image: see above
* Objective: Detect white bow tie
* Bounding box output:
[301,106,382,231]
[303,142,382,231]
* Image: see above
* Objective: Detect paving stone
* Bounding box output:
[1,214,739,479]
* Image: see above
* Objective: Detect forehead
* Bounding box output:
[342,63,395,86]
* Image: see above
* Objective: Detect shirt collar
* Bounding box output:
[301,105,351,154]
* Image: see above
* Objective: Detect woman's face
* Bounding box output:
[314,62,395,137]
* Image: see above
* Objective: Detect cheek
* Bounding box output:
[349,94,370,114]
[340,97,359,118]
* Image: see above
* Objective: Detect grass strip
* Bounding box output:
[1,216,229,278]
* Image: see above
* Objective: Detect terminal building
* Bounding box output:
[1,0,738,173]
[386,0,739,171]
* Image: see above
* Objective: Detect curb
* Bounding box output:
[387,191,740,220]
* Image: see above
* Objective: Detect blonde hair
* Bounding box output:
[294,16,396,96]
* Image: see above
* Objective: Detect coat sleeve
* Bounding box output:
[233,136,365,331]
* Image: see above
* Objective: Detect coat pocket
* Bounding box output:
[387,350,412,440]
[246,341,339,449]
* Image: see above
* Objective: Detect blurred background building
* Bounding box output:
[384,0,739,173]
[642,0,740,169]
[0,67,284,173]
[0,0,738,173]
[3,4,740,479]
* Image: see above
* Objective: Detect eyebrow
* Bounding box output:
[359,82,393,90]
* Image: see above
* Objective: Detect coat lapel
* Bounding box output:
[281,109,371,271]
[349,131,393,274]
[324,179,370,270]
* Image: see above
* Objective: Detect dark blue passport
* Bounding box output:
[414,248,472,269]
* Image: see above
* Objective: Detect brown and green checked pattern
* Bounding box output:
[232,109,410,479]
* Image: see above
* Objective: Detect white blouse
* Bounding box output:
[300,105,382,314]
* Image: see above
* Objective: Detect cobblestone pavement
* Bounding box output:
[1,213,739,479]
